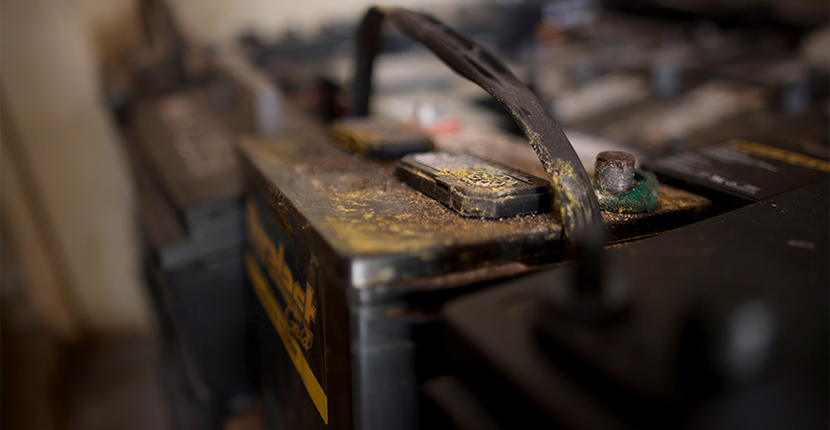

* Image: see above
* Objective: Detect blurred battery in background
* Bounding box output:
[121,36,283,426]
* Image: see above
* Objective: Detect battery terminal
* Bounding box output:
[594,151,658,213]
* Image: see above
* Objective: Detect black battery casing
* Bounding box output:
[126,87,255,424]
[644,114,829,206]
[131,89,244,242]
[239,108,567,430]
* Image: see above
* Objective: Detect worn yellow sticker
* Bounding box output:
[246,252,328,424]
[728,139,830,173]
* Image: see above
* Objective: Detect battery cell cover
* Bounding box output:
[328,117,434,158]
[395,152,552,218]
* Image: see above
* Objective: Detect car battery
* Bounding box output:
[131,88,245,241]
[712,54,828,114]
[644,112,829,208]
[570,78,770,154]
[126,86,257,424]
[145,254,251,428]
[530,11,780,112]
[241,7,713,430]
[428,179,829,429]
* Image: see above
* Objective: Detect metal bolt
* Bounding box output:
[595,151,635,193]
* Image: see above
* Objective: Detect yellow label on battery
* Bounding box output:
[246,252,328,424]
[728,139,830,173]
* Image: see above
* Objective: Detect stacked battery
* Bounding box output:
[126,88,254,427]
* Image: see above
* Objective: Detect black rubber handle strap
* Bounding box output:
[352,6,605,249]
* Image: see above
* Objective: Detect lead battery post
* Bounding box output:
[594,150,658,213]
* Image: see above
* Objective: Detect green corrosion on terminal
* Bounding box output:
[596,170,659,214]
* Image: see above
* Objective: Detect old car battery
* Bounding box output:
[570,78,770,154]
[126,86,258,424]
[241,7,713,430]
[712,54,828,114]
[428,179,829,429]
[131,88,245,241]
[241,114,568,430]
[644,113,829,208]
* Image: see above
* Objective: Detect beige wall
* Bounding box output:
[1,0,150,340]
[1,0,480,340]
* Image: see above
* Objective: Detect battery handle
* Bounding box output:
[351,6,605,256]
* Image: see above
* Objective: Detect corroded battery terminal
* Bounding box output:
[594,151,658,213]
[329,117,434,158]
[396,152,552,218]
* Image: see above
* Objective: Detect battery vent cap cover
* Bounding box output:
[396,152,553,218]
[329,117,434,158]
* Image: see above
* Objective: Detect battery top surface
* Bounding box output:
[131,89,243,213]
[241,102,715,290]
[240,126,564,290]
